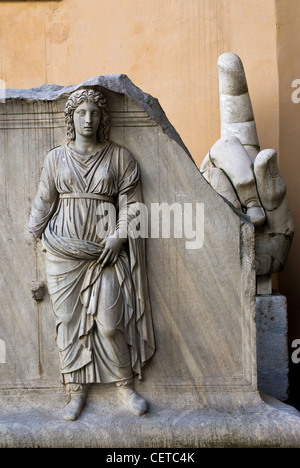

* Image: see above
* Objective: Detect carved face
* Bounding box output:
[73,101,101,139]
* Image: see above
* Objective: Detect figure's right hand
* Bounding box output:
[97,235,124,268]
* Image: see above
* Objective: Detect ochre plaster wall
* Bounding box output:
[275,0,300,348]
[0,0,278,161]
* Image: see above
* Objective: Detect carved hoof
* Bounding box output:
[246,206,266,227]
[62,393,87,421]
[118,387,148,416]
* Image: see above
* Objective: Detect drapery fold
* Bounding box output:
[29,142,155,383]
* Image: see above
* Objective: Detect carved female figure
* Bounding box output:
[29,88,155,421]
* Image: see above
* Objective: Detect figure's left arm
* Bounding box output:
[98,147,142,267]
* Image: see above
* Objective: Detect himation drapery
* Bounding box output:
[29,141,155,384]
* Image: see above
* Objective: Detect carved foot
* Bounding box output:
[117,385,148,416]
[63,384,87,422]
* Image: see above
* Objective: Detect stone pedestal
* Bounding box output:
[0,389,299,448]
[256,294,289,401]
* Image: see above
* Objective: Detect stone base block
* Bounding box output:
[256,294,289,401]
[0,390,299,448]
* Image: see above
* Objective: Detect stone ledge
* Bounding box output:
[0,391,299,448]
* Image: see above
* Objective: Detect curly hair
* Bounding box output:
[64,88,110,142]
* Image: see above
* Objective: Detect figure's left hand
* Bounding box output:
[98,235,124,267]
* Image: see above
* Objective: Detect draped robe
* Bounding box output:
[29,141,155,384]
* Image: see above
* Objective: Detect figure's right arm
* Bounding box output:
[28,150,59,239]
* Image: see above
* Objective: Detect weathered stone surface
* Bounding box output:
[200,53,294,288]
[217,53,259,156]
[0,390,299,448]
[0,75,257,406]
[0,75,299,446]
[256,295,289,401]
[256,275,272,295]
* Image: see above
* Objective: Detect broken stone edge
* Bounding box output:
[6,74,193,164]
